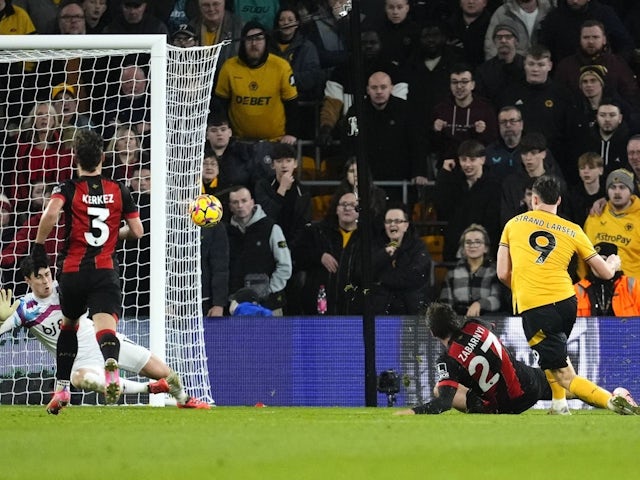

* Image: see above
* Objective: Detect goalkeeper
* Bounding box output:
[0,257,210,410]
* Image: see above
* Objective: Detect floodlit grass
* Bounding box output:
[3,406,638,480]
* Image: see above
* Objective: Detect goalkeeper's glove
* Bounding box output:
[30,242,49,266]
[0,289,20,321]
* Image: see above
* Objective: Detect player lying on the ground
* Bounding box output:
[0,258,210,411]
[394,303,638,415]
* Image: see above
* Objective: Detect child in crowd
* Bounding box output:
[565,152,606,227]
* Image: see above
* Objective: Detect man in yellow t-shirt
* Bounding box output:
[497,175,638,415]
[582,168,640,279]
[214,20,299,143]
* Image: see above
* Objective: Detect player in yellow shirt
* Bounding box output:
[497,175,638,415]
[214,20,299,143]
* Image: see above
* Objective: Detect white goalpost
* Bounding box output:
[0,35,222,406]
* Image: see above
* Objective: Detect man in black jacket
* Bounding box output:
[345,71,427,201]
[435,139,501,260]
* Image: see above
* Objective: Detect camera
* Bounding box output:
[377,369,401,407]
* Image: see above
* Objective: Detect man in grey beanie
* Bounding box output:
[583,168,640,279]
[475,21,525,105]
[484,1,554,59]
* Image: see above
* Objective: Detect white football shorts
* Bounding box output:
[71,333,152,375]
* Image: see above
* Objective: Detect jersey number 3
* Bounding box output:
[84,207,110,247]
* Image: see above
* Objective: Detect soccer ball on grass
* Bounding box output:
[189,194,223,227]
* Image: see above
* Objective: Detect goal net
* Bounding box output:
[0,36,222,406]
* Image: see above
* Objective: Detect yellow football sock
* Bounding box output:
[569,376,611,409]
[545,369,566,400]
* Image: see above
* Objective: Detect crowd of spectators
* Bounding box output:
[3,0,640,317]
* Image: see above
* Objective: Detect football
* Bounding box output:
[189,194,223,227]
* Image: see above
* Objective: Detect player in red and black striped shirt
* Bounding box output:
[395,303,551,415]
[32,129,143,414]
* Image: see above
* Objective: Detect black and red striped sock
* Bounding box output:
[95,329,120,363]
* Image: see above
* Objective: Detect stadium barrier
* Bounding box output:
[203,315,640,408]
[2,316,638,407]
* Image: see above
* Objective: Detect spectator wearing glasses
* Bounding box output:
[214,20,300,174]
[294,192,364,315]
[371,204,432,315]
[486,105,561,183]
[439,223,502,316]
[171,23,198,47]
[55,0,86,34]
[434,139,501,261]
[483,0,554,61]
[431,64,498,169]
[475,22,525,106]
[485,106,525,181]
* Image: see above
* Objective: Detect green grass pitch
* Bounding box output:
[3,406,638,479]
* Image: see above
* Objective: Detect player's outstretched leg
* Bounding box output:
[74,369,164,395]
[46,386,71,415]
[104,358,121,405]
[608,387,640,415]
